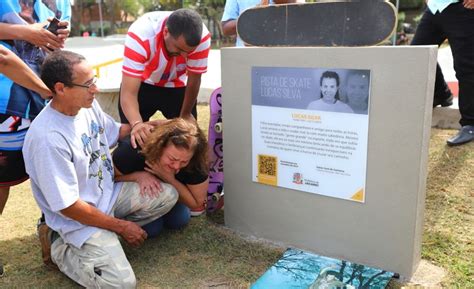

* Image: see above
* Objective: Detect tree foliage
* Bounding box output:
[72,0,227,37]
[191,0,226,39]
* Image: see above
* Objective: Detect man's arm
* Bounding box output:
[156,174,205,209]
[117,119,166,141]
[120,74,142,125]
[221,0,301,36]
[0,46,51,98]
[120,74,154,148]
[61,199,147,247]
[118,123,132,140]
[221,20,237,36]
[180,72,202,121]
[0,21,68,51]
[221,0,239,36]
[174,179,208,210]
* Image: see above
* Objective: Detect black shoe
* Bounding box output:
[447,125,474,146]
[433,94,453,108]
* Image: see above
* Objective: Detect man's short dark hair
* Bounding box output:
[166,9,203,47]
[41,50,85,93]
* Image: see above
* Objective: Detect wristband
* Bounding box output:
[131,121,142,130]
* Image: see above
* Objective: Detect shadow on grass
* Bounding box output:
[425,130,471,218]
[0,234,78,287]
[425,133,472,221]
[427,142,471,189]
[422,130,474,287]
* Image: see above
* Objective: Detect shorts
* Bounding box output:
[0,115,30,186]
[118,82,197,123]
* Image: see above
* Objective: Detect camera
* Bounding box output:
[46,18,63,35]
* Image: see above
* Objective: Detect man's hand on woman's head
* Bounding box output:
[147,119,167,127]
[179,113,196,123]
[130,122,153,149]
[464,0,474,9]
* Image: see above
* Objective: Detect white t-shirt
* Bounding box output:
[23,100,121,248]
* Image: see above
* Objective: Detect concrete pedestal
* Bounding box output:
[96,88,120,122]
[221,46,437,279]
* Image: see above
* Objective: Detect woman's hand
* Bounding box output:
[144,160,176,184]
[134,171,163,198]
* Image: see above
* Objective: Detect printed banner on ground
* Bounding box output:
[251,248,394,289]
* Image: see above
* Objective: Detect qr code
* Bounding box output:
[258,155,277,176]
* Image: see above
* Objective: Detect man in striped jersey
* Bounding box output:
[119,9,211,149]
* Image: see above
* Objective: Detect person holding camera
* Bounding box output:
[0,0,70,216]
[0,43,52,278]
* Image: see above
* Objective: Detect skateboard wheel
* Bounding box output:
[214,122,223,133]
[212,192,221,202]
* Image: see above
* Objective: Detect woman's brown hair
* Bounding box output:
[141,118,208,175]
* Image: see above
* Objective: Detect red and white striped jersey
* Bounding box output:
[123,11,211,88]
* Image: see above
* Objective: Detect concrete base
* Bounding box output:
[431,107,461,130]
[390,260,447,287]
[408,260,447,287]
[96,90,120,122]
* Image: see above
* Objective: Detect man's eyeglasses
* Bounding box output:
[68,77,98,90]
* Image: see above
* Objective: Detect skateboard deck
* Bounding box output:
[237,0,397,47]
[207,87,224,213]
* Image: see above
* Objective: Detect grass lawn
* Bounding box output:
[0,105,472,288]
